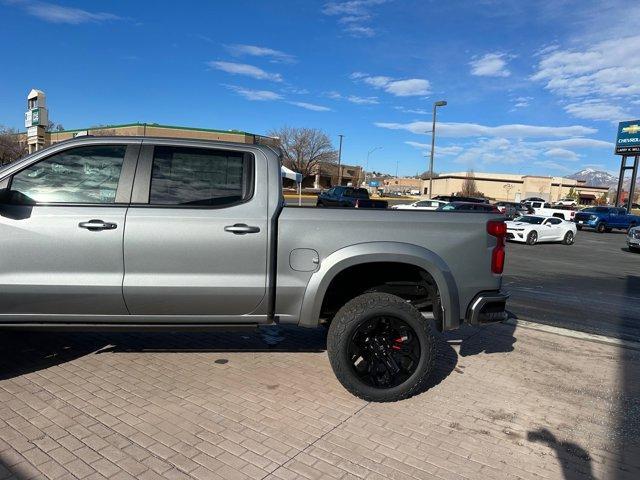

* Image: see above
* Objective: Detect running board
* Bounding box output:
[0,323,271,332]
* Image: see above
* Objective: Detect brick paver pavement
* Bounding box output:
[0,322,638,480]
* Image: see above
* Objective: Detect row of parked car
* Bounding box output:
[315,187,640,251]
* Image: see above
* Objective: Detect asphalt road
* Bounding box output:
[504,229,640,342]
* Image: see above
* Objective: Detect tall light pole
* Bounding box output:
[428,100,447,199]
[337,134,344,186]
[365,146,382,185]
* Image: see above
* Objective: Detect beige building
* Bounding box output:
[424,171,609,203]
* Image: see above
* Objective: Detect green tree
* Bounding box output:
[566,186,578,200]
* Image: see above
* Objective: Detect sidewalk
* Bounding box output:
[0,322,638,480]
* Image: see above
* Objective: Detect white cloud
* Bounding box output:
[531,138,613,149]
[395,106,429,114]
[347,95,379,104]
[209,61,283,82]
[405,141,429,149]
[324,91,378,104]
[288,101,331,111]
[224,44,295,63]
[469,53,511,77]
[405,141,463,156]
[225,85,283,101]
[16,1,120,24]
[322,0,386,37]
[375,121,596,138]
[543,148,580,161]
[532,34,640,121]
[453,138,538,167]
[512,96,532,109]
[353,73,431,97]
[563,100,628,122]
[533,160,573,173]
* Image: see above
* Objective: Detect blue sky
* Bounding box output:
[1,0,638,177]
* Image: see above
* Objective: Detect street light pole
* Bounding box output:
[428,100,447,199]
[365,146,382,186]
[337,134,344,186]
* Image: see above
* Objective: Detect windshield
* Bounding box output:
[513,216,544,224]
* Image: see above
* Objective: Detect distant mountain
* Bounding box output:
[568,168,618,188]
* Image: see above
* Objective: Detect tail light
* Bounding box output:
[570,211,576,218]
[487,220,506,274]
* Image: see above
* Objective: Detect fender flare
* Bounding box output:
[298,241,460,330]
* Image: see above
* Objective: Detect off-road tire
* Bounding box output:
[526,231,538,245]
[562,231,575,245]
[326,292,435,402]
[596,222,606,233]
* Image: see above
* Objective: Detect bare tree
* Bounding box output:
[267,126,337,180]
[0,126,27,166]
[459,170,481,197]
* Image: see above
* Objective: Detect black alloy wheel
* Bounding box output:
[347,315,420,389]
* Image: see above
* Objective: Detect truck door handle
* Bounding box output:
[224,224,260,235]
[78,219,117,231]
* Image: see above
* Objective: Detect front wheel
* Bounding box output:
[562,231,575,245]
[596,222,606,233]
[326,292,435,402]
[526,231,538,245]
[576,225,582,230]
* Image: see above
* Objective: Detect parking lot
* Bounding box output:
[505,228,640,341]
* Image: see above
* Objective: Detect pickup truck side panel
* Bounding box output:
[276,207,502,329]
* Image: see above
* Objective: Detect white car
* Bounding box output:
[628,226,640,252]
[390,199,447,211]
[556,198,578,207]
[506,215,577,245]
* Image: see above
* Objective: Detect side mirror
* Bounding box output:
[0,188,35,206]
[0,187,10,204]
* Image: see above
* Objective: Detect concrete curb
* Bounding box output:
[505,318,640,352]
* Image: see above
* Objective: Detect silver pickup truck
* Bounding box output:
[0,137,508,402]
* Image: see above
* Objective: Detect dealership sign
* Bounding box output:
[615,120,640,155]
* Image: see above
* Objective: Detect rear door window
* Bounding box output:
[149,146,253,207]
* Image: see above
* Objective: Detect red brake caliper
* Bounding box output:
[392,334,408,350]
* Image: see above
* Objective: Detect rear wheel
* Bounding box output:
[326,292,435,402]
[576,225,582,231]
[526,231,538,245]
[628,223,637,234]
[562,231,575,245]
[596,222,606,233]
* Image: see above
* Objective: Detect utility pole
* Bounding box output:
[395,159,399,178]
[428,100,447,198]
[365,146,382,187]
[337,134,344,186]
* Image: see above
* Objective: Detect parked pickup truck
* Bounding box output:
[316,186,388,208]
[574,206,640,233]
[526,201,576,221]
[0,137,508,402]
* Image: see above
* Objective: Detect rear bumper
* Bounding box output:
[465,291,509,325]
